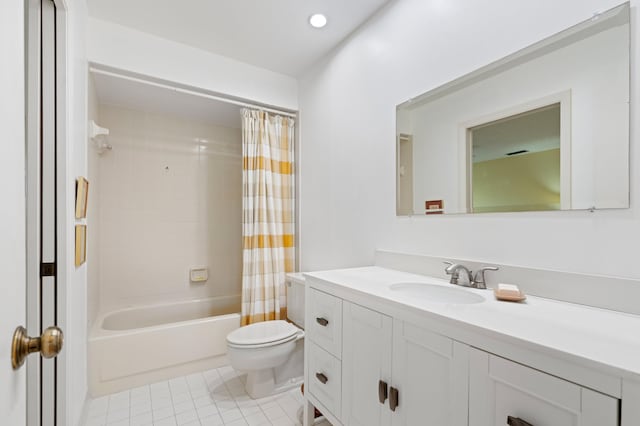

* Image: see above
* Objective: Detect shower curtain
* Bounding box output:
[240,109,295,326]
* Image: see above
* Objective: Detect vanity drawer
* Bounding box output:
[307,288,343,358]
[308,341,342,420]
[469,349,619,426]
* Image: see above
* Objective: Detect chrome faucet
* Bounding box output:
[471,266,499,289]
[444,261,499,289]
[444,262,473,286]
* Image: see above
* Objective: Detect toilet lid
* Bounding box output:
[226,320,299,347]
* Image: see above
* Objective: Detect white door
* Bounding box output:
[391,319,469,426]
[0,0,28,423]
[342,302,393,426]
[1,1,65,425]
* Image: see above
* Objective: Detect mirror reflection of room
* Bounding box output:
[470,103,561,213]
[396,3,629,216]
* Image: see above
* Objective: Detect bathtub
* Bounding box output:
[89,295,241,396]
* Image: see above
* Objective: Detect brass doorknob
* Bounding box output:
[12,326,64,370]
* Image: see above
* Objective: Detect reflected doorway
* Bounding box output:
[397,134,414,215]
[464,93,571,213]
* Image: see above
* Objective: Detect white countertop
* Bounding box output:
[286,272,306,284]
[304,266,640,387]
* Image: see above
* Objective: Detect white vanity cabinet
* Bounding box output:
[307,295,470,426]
[469,349,619,426]
[303,269,633,426]
[342,302,393,426]
[306,288,344,423]
[390,318,469,426]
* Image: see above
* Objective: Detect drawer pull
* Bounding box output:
[378,380,388,404]
[316,317,329,326]
[315,372,328,384]
[507,416,533,426]
[389,386,399,411]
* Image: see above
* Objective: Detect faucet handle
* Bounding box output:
[443,261,454,273]
[472,266,499,289]
[443,261,458,284]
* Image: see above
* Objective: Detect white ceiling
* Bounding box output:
[87,0,391,77]
[472,104,561,163]
[92,71,243,128]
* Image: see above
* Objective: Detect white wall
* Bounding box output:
[87,18,298,111]
[65,1,90,425]
[95,105,243,311]
[298,0,640,281]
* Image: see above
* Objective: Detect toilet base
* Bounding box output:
[246,369,275,399]
[243,339,304,399]
[245,369,303,399]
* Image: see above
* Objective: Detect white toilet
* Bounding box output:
[226,275,305,399]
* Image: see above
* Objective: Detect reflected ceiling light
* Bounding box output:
[309,14,327,28]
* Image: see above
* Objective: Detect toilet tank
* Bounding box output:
[286,273,306,329]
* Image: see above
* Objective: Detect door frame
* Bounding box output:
[26,0,70,425]
[457,90,572,212]
[396,133,414,215]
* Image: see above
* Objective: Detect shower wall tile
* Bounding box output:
[96,105,242,311]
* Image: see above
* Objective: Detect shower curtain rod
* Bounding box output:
[89,67,297,118]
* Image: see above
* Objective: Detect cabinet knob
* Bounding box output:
[315,372,328,384]
[389,386,399,411]
[507,416,533,426]
[378,380,388,404]
[316,317,329,326]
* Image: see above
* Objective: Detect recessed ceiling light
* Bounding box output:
[309,14,327,29]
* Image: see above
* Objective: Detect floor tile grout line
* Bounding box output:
[89,365,307,426]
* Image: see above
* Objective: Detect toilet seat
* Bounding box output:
[226,320,302,349]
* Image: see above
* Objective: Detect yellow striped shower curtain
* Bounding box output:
[241,109,295,326]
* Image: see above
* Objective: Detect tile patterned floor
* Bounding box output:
[84,365,329,426]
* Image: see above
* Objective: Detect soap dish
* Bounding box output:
[494,288,526,302]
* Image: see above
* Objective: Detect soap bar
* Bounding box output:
[494,283,526,302]
[498,283,520,297]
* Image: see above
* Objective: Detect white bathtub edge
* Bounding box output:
[89,353,231,397]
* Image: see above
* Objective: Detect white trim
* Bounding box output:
[41,3,57,425]
[458,90,572,212]
[88,66,297,118]
[25,1,42,425]
[54,1,69,424]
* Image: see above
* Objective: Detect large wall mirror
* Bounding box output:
[396,3,630,215]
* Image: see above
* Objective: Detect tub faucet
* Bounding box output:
[443,262,473,286]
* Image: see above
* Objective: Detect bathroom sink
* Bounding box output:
[389,282,484,304]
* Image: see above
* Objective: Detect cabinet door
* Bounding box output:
[342,302,393,426]
[469,349,619,426]
[391,319,469,426]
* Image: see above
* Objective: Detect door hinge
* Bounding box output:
[40,262,56,277]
